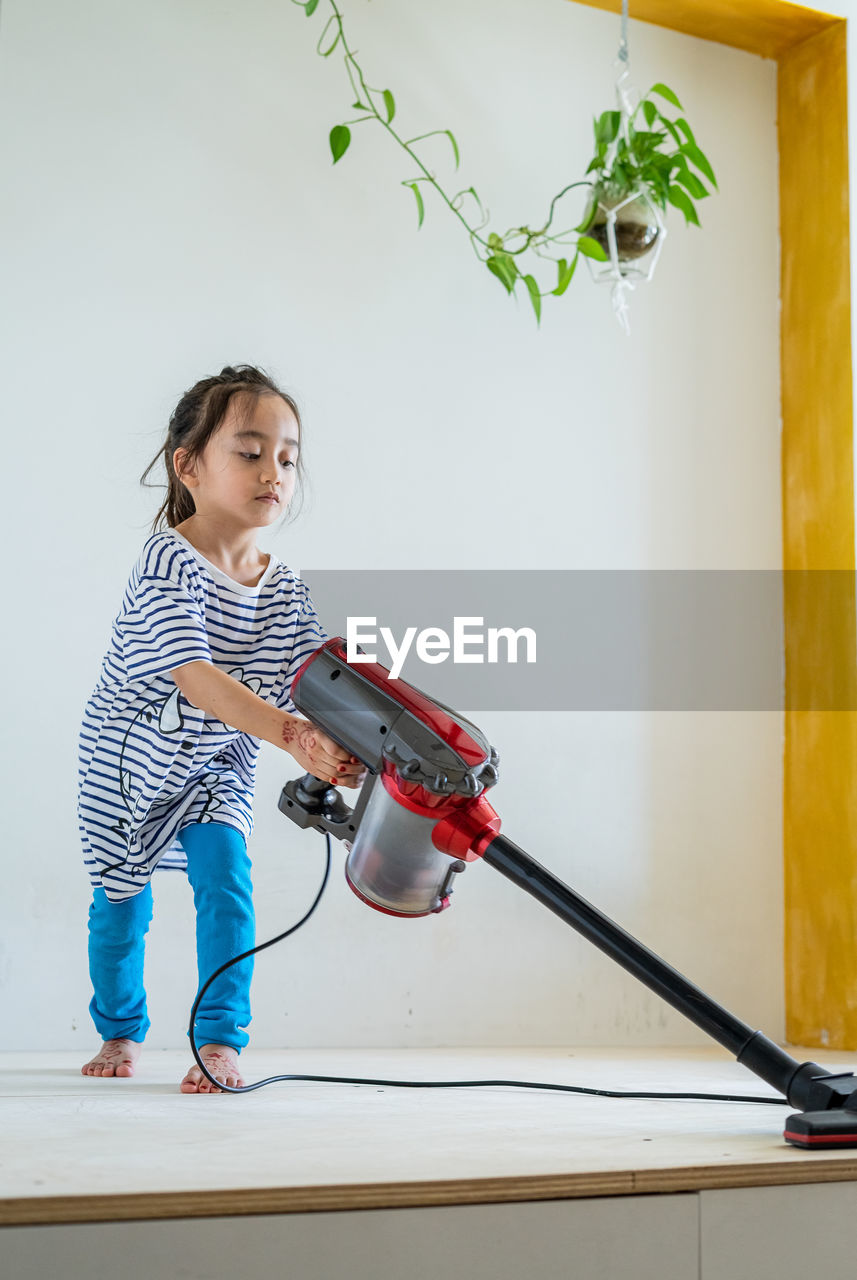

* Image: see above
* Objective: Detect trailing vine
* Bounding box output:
[291,0,715,324]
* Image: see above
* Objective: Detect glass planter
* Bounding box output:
[586,186,661,265]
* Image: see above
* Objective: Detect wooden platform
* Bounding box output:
[3,1045,857,1228]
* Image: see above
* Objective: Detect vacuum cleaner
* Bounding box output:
[278,637,857,1150]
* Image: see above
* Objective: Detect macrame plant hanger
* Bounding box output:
[586,0,666,334]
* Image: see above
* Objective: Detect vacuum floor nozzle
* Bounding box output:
[784,1110,857,1148]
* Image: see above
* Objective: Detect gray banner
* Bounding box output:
[300,570,857,711]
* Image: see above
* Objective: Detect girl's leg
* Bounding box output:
[87,884,153,1042]
[179,821,254,1052]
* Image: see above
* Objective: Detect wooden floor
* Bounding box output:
[3,1044,857,1228]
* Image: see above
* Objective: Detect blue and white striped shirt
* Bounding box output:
[78,529,327,901]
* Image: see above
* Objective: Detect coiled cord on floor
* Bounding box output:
[188,835,787,1106]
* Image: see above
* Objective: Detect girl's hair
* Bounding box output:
[141,364,305,532]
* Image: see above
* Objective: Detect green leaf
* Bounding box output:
[403,181,425,227]
[643,100,658,128]
[578,235,609,262]
[674,159,708,200]
[486,256,515,294]
[383,89,395,123]
[668,184,700,226]
[329,124,351,164]
[611,161,631,189]
[650,171,671,208]
[552,256,577,297]
[486,253,518,293]
[681,142,718,189]
[497,252,518,280]
[659,117,682,146]
[305,0,320,14]
[651,82,683,109]
[675,117,696,146]
[629,130,661,151]
[444,129,460,170]
[523,274,542,324]
[594,110,622,146]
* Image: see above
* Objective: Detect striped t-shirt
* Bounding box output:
[78,529,327,902]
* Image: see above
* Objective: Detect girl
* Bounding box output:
[78,365,364,1093]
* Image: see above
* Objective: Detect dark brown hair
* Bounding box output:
[141,364,305,532]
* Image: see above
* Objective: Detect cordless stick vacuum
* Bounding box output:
[278,637,857,1149]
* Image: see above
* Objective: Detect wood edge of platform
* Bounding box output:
[4,1160,857,1226]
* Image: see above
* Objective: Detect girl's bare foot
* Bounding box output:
[180,1043,244,1093]
[81,1038,142,1078]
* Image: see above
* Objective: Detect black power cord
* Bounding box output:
[188,834,787,1106]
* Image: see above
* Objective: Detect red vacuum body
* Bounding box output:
[280,637,501,915]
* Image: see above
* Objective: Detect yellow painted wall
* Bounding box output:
[780,21,857,1048]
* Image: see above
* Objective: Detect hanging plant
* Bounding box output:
[291,0,716,327]
[577,72,717,331]
[582,85,717,251]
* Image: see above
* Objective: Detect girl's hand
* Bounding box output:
[281,717,366,789]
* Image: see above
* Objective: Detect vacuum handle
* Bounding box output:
[291,774,336,812]
[296,774,332,801]
[278,771,361,837]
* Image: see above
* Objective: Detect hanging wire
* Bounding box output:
[609,0,637,333]
[618,0,629,64]
[612,0,636,153]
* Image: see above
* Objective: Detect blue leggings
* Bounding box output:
[87,822,254,1051]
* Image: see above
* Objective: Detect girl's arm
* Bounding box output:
[171,659,364,787]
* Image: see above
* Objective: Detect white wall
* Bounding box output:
[0,0,782,1052]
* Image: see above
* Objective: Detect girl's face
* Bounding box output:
[176,393,300,529]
